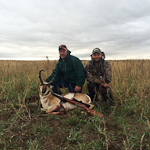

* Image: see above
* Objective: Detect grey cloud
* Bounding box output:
[0,0,150,60]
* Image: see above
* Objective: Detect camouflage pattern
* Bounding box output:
[85,59,112,84]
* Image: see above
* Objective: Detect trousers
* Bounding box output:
[52,79,81,94]
[87,82,114,105]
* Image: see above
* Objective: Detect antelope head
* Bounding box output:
[39,70,54,96]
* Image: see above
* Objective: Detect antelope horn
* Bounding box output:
[48,74,56,84]
[39,70,45,85]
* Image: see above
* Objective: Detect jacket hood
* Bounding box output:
[67,50,71,55]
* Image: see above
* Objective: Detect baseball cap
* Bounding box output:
[92,48,101,54]
[59,44,67,50]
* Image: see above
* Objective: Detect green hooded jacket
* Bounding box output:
[45,50,85,86]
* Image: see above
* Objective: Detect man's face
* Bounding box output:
[59,48,68,60]
[92,52,102,62]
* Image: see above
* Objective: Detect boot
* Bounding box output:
[102,94,108,103]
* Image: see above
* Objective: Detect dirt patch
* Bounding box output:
[0,104,124,150]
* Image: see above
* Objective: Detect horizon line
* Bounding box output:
[0,58,149,61]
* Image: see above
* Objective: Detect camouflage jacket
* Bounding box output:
[85,59,112,84]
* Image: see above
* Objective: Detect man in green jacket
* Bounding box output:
[45,44,85,94]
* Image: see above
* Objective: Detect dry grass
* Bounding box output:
[0,59,150,150]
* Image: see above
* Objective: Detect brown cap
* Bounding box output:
[59,44,67,50]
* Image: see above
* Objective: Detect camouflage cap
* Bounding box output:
[92,48,101,54]
[59,44,67,50]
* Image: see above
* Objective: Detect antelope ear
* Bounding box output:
[43,81,49,85]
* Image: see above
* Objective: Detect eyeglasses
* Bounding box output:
[59,45,66,50]
[93,48,100,52]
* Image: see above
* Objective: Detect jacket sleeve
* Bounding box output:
[85,61,105,84]
[72,57,85,87]
[45,62,62,84]
[104,61,112,83]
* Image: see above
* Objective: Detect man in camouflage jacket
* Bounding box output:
[85,48,114,105]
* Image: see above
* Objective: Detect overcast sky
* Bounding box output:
[0,0,150,60]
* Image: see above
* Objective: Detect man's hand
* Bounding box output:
[101,83,109,88]
[43,81,49,85]
[74,85,81,92]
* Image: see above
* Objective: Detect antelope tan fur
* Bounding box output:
[52,92,103,118]
[39,70,94,115]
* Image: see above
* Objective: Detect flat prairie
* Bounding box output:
[0,59,150,150]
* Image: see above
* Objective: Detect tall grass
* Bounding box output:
[0,59,150,149]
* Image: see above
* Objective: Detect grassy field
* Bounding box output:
[0,59,150,150]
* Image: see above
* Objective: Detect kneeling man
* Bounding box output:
[85,48,114,105]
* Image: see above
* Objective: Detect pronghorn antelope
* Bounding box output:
[39,70,94,114]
